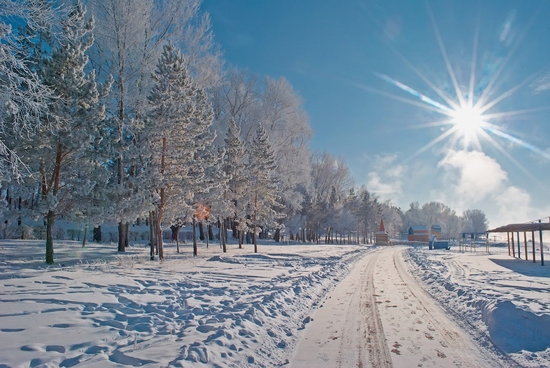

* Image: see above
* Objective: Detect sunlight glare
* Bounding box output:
[452,105,484,133]
[450,105,485,149]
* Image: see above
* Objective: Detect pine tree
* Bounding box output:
[25,1,110,264]
[247,123,284,252]
[88,0,223,251]
[223,118,249,248]
[193,141,228,255]
[147,43,215,260]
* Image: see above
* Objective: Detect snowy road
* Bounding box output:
[2,241,546,367]
[291,246,500,368]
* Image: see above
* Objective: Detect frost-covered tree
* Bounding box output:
[87,0,223,251]
[353,187,381,244]
[223,118,249,247]
[212,71,313,239]
[401,201,462,239]
[23,1,110,264]
[259,76,312,237]
[0,0,57,180]
[211,68,260,139]
[147,43,215,260]
[310,151,352,204]
[247,124,284,252]
[303,151,352,242]
[379,200,403,240]
[461,209,488,234]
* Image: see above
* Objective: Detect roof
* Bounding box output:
[487,223,550,233]
[379,218,386,232]
[409,226,428,231]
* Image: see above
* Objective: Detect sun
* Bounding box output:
[452,105,484,132]
[450,105,485,147]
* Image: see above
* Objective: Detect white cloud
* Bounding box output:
[435,149,550,227]
[366,154,404,200]
[438,150,508,204]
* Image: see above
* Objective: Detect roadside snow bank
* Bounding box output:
[405,245,550,367]
[482,300,550,353]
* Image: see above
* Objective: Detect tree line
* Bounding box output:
[0,0,488,264]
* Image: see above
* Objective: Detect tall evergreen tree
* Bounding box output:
[147,43,215,261]
[247,123,284,252]
[24,1,110,264]
[223,118,248,247]
[88,0,223,251]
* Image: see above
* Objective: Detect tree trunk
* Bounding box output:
[253,194,258,253]
[224,218,229,243]
[274,228,280,242]
[149,211,155,260]
[155,216,163,260]
[208,224,214,241]
[45,210,55,264]
[93,226,102,242]
[82,224,88,247]
[156,138,167,261]
[193,216,198,256]
[220,219,227,253]
[171,224,181,253]
[199,222,205,241]
[118,222,129,251]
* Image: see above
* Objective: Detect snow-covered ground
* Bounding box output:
[406,243,550,367]
[0,239,548,367]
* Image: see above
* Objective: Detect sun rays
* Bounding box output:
[359,1,550,172]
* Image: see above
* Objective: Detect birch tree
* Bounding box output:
[461,209,488,234]
[259,76,312,239]
[0,0,57,180]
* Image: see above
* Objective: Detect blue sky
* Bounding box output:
[201,0,550,227]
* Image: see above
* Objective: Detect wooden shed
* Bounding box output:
[408,226,429,242]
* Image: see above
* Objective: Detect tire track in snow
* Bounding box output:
[290,248,392,368]
[359,250,393,368]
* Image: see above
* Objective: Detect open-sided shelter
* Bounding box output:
[487,221,549,266]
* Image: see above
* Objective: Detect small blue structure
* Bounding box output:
[429,235,450,250]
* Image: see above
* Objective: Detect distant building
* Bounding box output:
[430,225,442,239]
[408,226,429,242]
[375,218,390,245]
